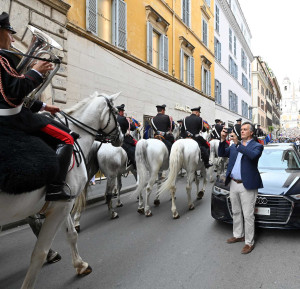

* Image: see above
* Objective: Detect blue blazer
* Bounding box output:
[218,139,264,190]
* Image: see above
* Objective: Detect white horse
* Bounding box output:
[135,138,169,217]
[158,139,207,219]
[207,139,228,182]
[0,91,122,289]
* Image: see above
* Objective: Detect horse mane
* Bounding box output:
[64,91,108,115]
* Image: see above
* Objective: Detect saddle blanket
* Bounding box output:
[0,127,59,194]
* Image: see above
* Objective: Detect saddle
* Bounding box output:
[0,127,59,194]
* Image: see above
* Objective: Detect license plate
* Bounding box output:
[255,207,270,215]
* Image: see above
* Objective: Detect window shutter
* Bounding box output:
[159,35,164,71]
[219,82,222,104]
[115,0,127,50]
[86,0,98,35]
[147,22,153,64]
[187,0,191,27]
[201,65,205,91]
[182,0,186,23]
[163,35,169,73]
[218,42,221,62]
[208,70,211,96]
[214,37,217,57]
[180,49,184,81]
[189,56,194,87]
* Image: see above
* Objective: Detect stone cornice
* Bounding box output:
[66,22,215,103]
[218,0,253,61]
[39,0,71,15]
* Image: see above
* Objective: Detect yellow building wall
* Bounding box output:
[65,0,215,98]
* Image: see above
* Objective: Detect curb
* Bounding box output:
[0,184,137,232]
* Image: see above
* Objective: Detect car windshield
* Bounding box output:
[258,149,300,170]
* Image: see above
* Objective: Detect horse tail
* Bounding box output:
[135,139,149,194]
[158,141,184,196]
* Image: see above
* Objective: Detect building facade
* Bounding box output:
[281,77,300,136]
[214,0,253,128]
[65,0,216,126]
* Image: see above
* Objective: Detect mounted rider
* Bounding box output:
[151,104,174,153]
[210,119,224,140]
[233,118,242,141]
[0,12,76,201]
[181,106,212,169]
[116,104,137,169]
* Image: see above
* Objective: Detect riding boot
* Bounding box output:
[200,146,212,169]
[45,144,75,201]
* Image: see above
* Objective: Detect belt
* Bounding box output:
[232,178,243,184]
[0,105,22,116]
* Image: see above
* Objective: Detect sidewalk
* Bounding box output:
[0,174,137,232]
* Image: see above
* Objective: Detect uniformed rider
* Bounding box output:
[181,106,212,168]
[0,12,77,201]
[210,119,224,140]
[151,104,174,153]
[116,104,137,169]
[233,118,242,141]
[255,124,264,137]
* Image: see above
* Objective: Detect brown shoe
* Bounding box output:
[226,236,245,244]
[241,244,254,254]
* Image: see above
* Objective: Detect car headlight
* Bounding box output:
[290,194,300,200]
[213,186,229,196]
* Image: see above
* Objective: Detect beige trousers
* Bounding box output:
[229,181,258,246]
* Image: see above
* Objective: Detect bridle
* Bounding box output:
[57,95,120,144]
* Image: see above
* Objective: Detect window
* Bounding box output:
[249,82,251,95]
[261,100,264,111]
[261,86,264,95]
[249,106,252,120]
[202,19,208,47]
[147,22,169,73]
[86,0,127,50]
[202,66,211,95]
[242,100,248,118]
[229,90,238,113]
[258,96,260,107]
[182,0,191,27]
[215,5,219,32]
[261,116,264,127]
[241,49,247,71]
[229,56,238,79]
[180,49,194,86]
[242,73,248,91]
[233,36,236,56]
[214,37,221,62]
[229,28,232,51]
[215,79,222,105]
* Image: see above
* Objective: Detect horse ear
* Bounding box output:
[109,92,121,102]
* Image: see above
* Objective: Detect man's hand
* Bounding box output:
[230,132,239,145]
[44,104,60,115]
[220,128,228,142]
[32,60,53,75]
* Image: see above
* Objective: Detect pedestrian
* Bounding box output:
[0,12,77,201]
[218,122,264,254]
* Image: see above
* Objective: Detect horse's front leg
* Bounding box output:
[21,202,72,289]
[73,211,81,233]
[65,214,92,275]
[105,177,119,219]
[116,174,123,207]
[186,171,195,211]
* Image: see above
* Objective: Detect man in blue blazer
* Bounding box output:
[218,122,264,254]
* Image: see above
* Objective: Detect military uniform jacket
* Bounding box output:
[256,128,264,137]
[211,124,223,140]
[233,124,242,141]
[0,50,51,133]
[181,114,206,138]
[152,113,172,133]
[117,114,136,145]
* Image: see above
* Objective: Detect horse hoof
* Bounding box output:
[78,265,93,276]
[75,225,80,233]
[137,208,144,214]
[47,253,61,264]
[197,191,204,200]
[145,212,152,217]
[117,203,123,207]
[154,199,160,206]
[189,204,195,210]
[173,213,180,219]
[111,213,119,219]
